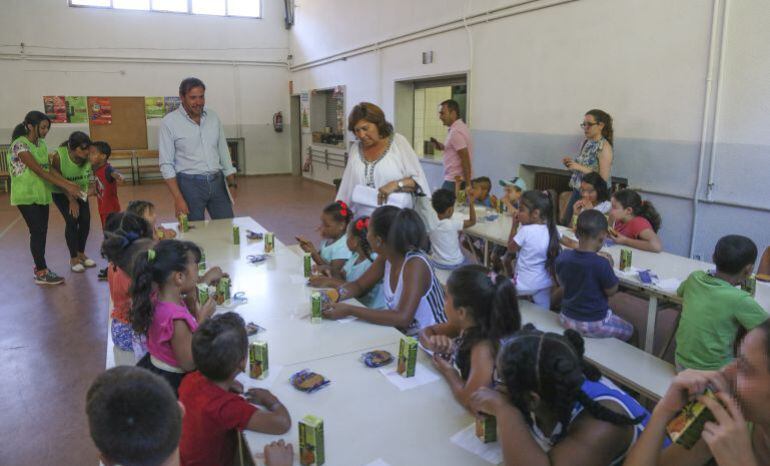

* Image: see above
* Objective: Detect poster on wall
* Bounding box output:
[300,92,310,133]
[164,96,181,115]
[43,96,67,124]
[66,96,88,124]
[145,97,165,119]
[88,97,112,125]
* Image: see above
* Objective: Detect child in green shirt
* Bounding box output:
[675,235,768,370]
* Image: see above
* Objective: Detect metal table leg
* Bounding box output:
[645,295,658,353]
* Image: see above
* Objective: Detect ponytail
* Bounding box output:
[586,109,613,147]
[447,266,521,379]
[101,212,154,270]
[521,190,561,276]
[129,240,201,335]
[350,216,373,261]
[612,189,661,233]
[12,111,51,142]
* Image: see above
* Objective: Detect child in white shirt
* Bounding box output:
[429,188,476,269]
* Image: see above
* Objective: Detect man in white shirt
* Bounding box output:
[159,77,237,221]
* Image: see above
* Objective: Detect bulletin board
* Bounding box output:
[88,97,148,150]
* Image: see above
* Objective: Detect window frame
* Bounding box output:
[67,0,262,19]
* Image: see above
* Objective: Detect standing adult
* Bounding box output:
[7,111,83,285]
[159,77,237,221]
[431,99,473,192]
[51,131,96,273]
[561,109,614,225]
[335,102,434,227]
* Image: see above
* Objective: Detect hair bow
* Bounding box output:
[337,200,349,218]
[355,218,370,231]
[147,249,156,262]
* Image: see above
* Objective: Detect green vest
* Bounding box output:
[51,146,91,194]
[8,136,52,206]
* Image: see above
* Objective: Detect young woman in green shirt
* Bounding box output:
[8,111,82,285]
[50,131,95,273]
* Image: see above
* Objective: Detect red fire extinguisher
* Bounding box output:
[273,111,284,132]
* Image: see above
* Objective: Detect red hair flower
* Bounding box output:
[337,200,349,218]
[355,218,369,231]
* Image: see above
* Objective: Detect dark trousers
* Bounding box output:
[137,352,186,397]
[52,193,91,258]
[176,172,234,221]
[17,204,50,271]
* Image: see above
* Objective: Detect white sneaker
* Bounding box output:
[81,258,97,268]
[71,263,86,273]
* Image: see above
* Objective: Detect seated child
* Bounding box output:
[758,246,770,280]
[507,190,561,309]
[498,176,526,212]
[470,325,654,466]
[179,312,291,466]
[556,210,634,341]
[674,235,768,371]
[608,189,662,252]
[101,212,155,363]
[297,200,353,276]
[428,188,476,269]
[127,200,177,240]
[86,366,182,466]
[470,176,494,208]
[570,172,611,227]
[308,216,386,308]
[419,265,519,411]
[86,366,294,466]
[131,239,217,394]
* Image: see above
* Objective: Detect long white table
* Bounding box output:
[456,209,770,353]
[145,217,492,465]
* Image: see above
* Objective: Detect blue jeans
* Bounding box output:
[176,172,234,221]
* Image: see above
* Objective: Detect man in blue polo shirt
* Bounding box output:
[159,77,237,221]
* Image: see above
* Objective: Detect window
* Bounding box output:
[69,0,261,17]
[309,87,346,148]
[394,75,468,159]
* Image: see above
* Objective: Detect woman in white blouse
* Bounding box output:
[336,102,434,226]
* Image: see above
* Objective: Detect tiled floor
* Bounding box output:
[0,175,335,466]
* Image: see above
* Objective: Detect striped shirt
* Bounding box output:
[383,250,446,335]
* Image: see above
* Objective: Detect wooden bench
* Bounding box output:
[0,144,9,192]
[109,150,136,185]
[134,150,160,184]
[433,268,675,400]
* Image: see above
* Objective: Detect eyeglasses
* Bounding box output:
[580,122,599,129]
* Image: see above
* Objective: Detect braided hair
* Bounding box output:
[323,200,353,226]
[448,266,520,379]
[349,216,374,261]
[498,324,643,443]
[130,239,202,335]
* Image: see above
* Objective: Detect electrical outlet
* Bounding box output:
[692,254,702,261]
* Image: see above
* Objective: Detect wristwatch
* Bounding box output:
[397,180,405,191]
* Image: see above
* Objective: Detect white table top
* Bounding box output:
[244,346,490,466]
[454,209,770,308]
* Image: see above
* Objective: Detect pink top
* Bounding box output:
[614,216,654,240]
[147,301,198,368]
[442,119,473,181]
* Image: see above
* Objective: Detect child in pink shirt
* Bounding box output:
[609,189,663,253]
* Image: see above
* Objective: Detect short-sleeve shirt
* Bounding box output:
[179,371,258,466]
[320,234,352,263]
[107,265,132,323]
[613,216,653,240]
[93,163,121,217]
[429,217,465,266]
[443,120,473,181]
[147,301,198,367]
[569,138,607,189]
[513,224,556,292]
[556,250,619,321]
[675,271,769,370]
[343,252,385,309]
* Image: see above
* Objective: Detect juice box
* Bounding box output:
[304,253,312,278]
[299,415,325,465]
[397,336,418,377]
[232,225,240,245]
[666,389,718,449]
[197,283,209,304]
[265,232,275,253]
[457,189,467,205]
[475,414,497,443]
[742,274,757,297]
[249,341,268,379]
[198,250,206,275]
[619,248,633,272]
[178,213,189,232]
[216,277,231,305]
[310,292,323,323]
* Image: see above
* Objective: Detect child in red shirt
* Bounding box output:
[608,189,663,253]
[179,312,291,466]
[90,141,124,280]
